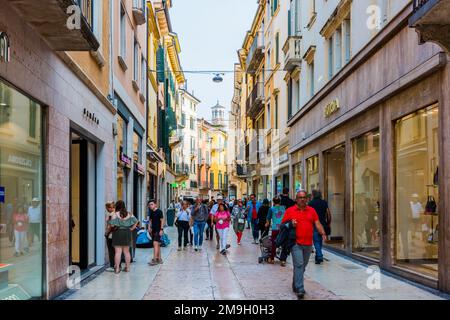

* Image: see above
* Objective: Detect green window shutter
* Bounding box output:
[156,46,165,83]
[275,33,279,64]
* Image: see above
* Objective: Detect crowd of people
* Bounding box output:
[104,187,333,299]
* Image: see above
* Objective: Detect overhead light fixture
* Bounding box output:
[213,73,224,83]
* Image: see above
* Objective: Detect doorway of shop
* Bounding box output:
[70,132,97,272]
[325,144,346,250]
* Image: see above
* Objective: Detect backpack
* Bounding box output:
[136,230,153,248]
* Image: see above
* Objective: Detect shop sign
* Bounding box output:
[1,148,38,170]
[0,32,11,63]
[324,99,340,118]
[120,153,132,169]
[135,162,145,176]
[8,155,32,168]
[0,186,4,203]
[83,108,100,125]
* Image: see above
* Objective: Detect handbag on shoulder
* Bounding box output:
[425,196,437,215]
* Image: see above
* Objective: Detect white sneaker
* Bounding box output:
[105,267,115,272]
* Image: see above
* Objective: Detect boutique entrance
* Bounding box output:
[70,132,96,271]
[325,145,346,250]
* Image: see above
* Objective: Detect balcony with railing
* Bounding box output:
[283,36,302,72]
[246,82,264,119]
[133,0,147,25]
[236,164,248,178]
[8,0,99,51]
[246,32,265,73]
[169,129,183,148]
[409,0,450,52]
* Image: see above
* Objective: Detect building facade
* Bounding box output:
[113,0,148,221]
[197,119,213,200]
[177,89,201,201]
[287,0,450,293]
[209,103,228,199]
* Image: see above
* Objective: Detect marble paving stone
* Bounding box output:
[60,226,444,300]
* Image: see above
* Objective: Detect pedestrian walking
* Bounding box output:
[147,200,165,266]
[231,199,246,245]
[280,188,295,209]
[246,194,261,244]
[214,203,231,255]
[104,201,116,272]
[211,196,227,250]
[108,200,138,274]
[27,198,41,246]
[308,190,332,264]
[266,197,288,265]
[175,201,191,251]
[257,199,270,238]
[282,190,327,299]
[13,205,29,256]
[190,197,209,251]
[205,198,215,240]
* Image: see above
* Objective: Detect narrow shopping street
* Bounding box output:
[59,227,444,301]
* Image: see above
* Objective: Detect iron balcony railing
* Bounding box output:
[246,82,264,117]
[413,0,431,11]
[246,31,264,72]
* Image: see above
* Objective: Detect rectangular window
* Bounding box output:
[344,19,351,63]
[120,4,126,58]
[210,172,214,189]
[181,113,186,127]
[287,80,292,119]
[309,62,315,98]
[134,38,139,81]
[335,27,342,72]
[395,104,439,278]
[328,37,334,79]
[267,103,271,129]
[275,33,280,65]
[141,56,146,94]
[190,117,194,130]
[274,95,278,129]
[352,131,380,260]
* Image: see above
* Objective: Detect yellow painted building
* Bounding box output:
[210,127,228,197]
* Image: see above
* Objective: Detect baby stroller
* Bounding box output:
[258,234,281,264]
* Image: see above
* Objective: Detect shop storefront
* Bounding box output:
[287,17,450,292]
[0,79,44,300]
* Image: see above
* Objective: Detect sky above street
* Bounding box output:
[171,0,258,124]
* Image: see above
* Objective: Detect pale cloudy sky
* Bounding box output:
[171,0,257,122]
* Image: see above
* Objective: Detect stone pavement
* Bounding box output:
[60,226,445,300]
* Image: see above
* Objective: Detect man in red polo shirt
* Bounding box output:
[282,190,327,299]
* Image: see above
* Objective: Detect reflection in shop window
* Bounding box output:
[395,104,439,279]
[306,155,319,193]
[352,131,380,260]
[0,79,43,299]
[294,162,303,193]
